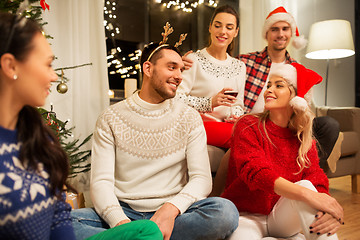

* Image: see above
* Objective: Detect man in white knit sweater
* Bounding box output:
[71,43,239,240]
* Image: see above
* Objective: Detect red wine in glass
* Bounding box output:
[224,91,238,97]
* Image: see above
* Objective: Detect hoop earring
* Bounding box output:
[13,74,18,80]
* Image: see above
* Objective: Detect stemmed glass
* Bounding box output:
[224,79,238,118]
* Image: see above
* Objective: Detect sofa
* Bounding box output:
[208,106,360,194]
[316,106,360,193]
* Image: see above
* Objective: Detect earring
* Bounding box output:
[13,74,18,80]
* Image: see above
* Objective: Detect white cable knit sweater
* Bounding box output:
[90,92,212,228]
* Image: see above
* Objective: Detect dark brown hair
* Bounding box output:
[208,5,240,56]
[140,42,181,73]
[0,12,70,198]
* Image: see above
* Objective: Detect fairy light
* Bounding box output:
[108,90,115,98]
[104,1,119,36]
[107,46,142,78]
[106,0,203,81]
[157,0,218,12]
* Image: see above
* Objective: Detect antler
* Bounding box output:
[174,33,188,48]
[159,22,174,45]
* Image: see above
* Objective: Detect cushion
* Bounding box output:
[341,131,360,157]
[207,145,226,172]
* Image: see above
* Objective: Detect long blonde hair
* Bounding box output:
[257,87,315,173]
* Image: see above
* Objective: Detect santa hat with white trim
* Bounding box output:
[262,6,307,50]
[269,63,323,111]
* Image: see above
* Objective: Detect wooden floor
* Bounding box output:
[329,175,360,240]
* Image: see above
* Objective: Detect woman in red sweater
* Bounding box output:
[222,63,343,240]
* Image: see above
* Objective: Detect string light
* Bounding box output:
[105,0,215,81]
[106,46,142,78]
[104,1,119,36]
[157,0,218,12]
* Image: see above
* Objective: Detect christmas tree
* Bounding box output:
[0,0,50,33]
[38,107,92,178]
[1,0,92,177]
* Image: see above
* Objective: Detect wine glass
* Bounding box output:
[223,80,238,118]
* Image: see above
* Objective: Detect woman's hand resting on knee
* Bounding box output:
[309,211,342,236]
[303,190,344,224]
[303,190,344,236]
[274,177,344,236]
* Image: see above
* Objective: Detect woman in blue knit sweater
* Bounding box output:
[0,11,75,240]
[0,12,162,240]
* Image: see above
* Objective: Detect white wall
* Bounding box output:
[296,0,355,107]
[239,0,355,107]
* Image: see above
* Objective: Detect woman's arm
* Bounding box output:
[274,177,343,235]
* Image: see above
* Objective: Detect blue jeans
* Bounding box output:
[71,197,239,240]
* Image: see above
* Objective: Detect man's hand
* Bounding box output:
[115,219,131,227]
[182,51,193,70]
[150,202,180,240]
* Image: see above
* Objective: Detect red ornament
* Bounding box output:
[40,0,50,11]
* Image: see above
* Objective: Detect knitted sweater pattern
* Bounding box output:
[177,48,246,121]
[222,115,329,215]
[0,126,75,240]
[97,94,202,158]
[91,93,212,227]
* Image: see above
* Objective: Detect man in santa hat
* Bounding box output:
[238,6,340,172]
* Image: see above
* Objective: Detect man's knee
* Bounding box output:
[313,116,340,170]
[313,116,340,140]
[205,197,239,230]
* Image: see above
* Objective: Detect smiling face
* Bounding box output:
[145,48,184,103]
[209,12,239,50]
[266,21,292,52]
[14,32,57,107]
[264,74,295,112]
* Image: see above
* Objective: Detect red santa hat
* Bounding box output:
[269,63,323,111]
[262,6,307,50]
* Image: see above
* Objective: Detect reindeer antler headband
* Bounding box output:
[146,22,187,61]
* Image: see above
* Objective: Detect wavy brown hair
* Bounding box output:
[0,12,70,198]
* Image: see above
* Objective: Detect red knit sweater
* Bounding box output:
[221,115,329,215]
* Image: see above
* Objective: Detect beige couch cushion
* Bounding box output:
[207,145,226,172]
[341,131,360,157]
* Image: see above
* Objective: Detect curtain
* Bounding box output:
[43,0,108,146]
[42,0,108,201]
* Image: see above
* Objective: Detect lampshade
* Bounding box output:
[305,19,355,59]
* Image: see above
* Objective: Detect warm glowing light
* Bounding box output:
[108,90,114,98]
[156,0,218,12]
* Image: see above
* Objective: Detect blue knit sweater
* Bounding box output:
[0,126,75,240]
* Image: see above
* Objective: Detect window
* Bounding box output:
[104,0,239,93]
